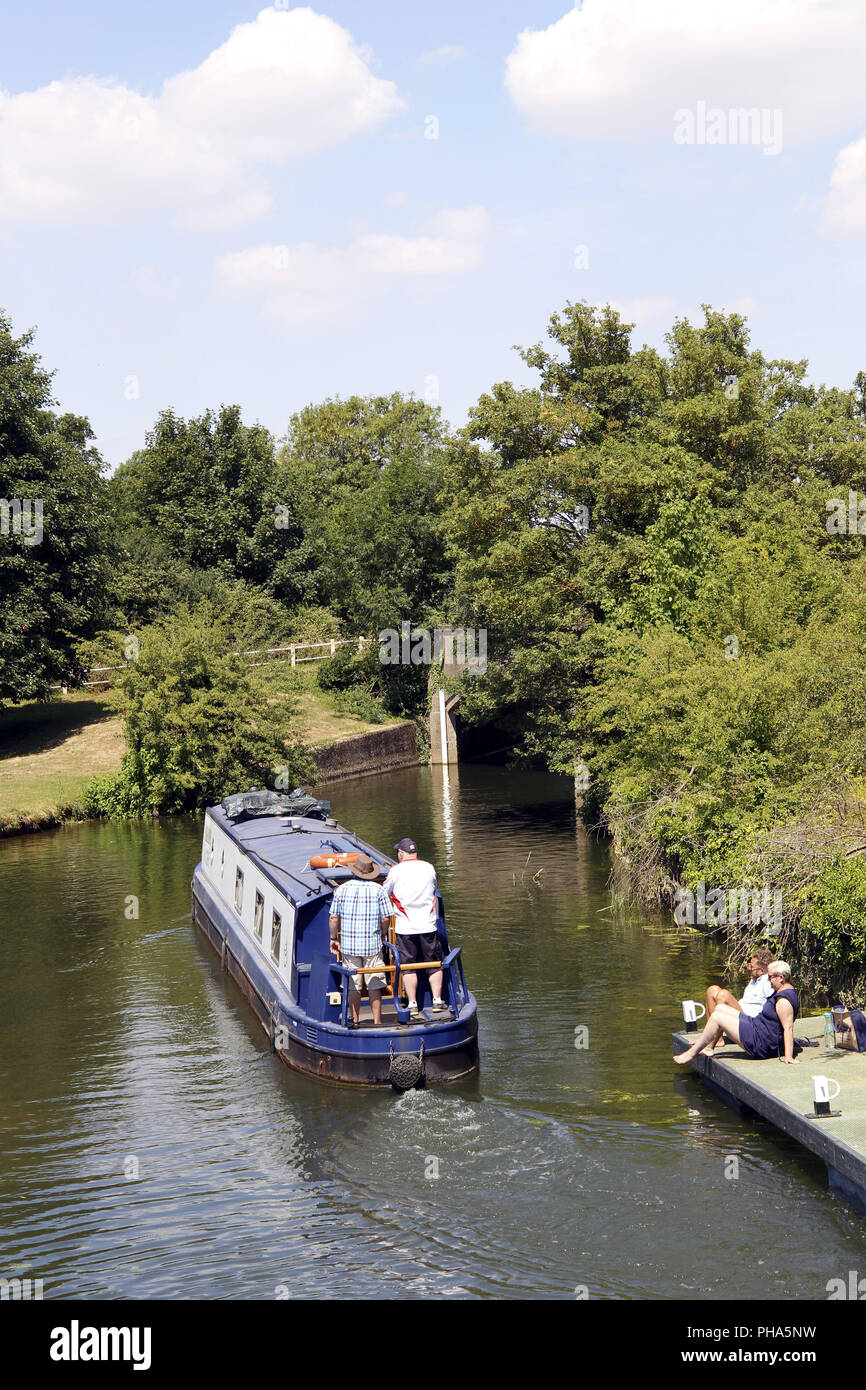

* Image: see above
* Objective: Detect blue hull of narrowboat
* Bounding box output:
[191,867,479,1087]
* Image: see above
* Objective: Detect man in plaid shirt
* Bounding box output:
[329,854,392,1026]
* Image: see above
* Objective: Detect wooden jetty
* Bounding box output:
[672,1013,866,1217]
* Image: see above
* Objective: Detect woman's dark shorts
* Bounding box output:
[396,930,440,966]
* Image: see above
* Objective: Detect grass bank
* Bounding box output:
[0,692,125,832]
[261,662,401,745]
[0,664,401,835]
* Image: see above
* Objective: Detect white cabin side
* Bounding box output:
[200,812,297,983]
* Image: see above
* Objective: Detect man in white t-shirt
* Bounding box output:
[382,837,446,1019]
[705,950,774,1050]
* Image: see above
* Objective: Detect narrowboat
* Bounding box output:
[191,788,479,1088]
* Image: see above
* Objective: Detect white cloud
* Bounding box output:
[420,46,466,64]
[505,0,866,146]
[822,133,866,237]
[0,7,403,230]
[215,206,490,325]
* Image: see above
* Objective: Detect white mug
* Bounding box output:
[813,1076,841,1105]
[682,1000,706,1024]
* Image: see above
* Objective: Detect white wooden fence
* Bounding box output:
[54,636,369,692]
[243,637,369,670]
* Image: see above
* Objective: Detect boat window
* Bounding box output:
[271,910,282,965]
[234,867,244,913]
[254,891,264,942]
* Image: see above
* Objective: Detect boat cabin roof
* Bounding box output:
[208,806,393,906]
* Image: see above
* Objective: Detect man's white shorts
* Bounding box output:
[343,952,386,992]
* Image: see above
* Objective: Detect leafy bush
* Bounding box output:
[331,686,386,724]
[317,641,365,692]
[79,761,152,819]
[797,857,866,992]
[317,638,428,718]
[82,601,313,817]
[285,606,342,644]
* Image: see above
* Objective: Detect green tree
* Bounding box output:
[442,299,866,776]
[279,393,452,712]
[279,393,450,630]
[0,315,110,702]
[109,405,314,626]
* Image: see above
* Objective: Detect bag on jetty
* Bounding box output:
[834,1009,866,1052]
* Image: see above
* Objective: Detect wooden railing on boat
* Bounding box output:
[328,942,467,1028]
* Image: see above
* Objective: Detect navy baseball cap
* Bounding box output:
[394,837,417,853]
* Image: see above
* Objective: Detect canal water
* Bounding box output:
[1,766,864,1300]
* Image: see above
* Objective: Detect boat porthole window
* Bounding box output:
[254,890,264,942]
[271,910,282,965]
[234,867,244,914]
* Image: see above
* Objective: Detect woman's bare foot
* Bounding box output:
[674,1050,694,1064]
[700,1046,716,1056]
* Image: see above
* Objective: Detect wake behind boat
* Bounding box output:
[191,788,479,1088]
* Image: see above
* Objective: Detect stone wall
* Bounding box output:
[313,721,419,783]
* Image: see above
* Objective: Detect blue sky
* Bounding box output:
[2,0,866,467]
